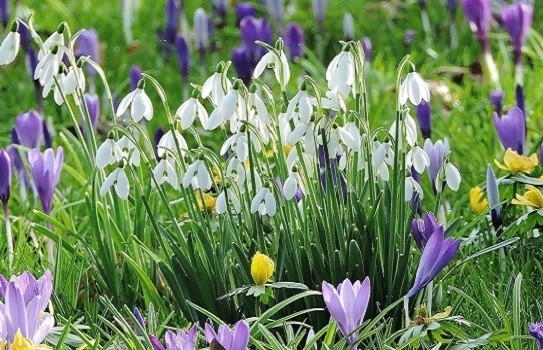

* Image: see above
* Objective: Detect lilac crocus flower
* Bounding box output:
[529,321,543,350]
[416,100,431,139]
[492,107,525,154]
[159,325,198,350]
[500,1,532,66]
[0,270,53,308]
[28,147,64,215]
[461,0,492,52]
[232,47,252,85]
[240,16,272,61]
[489,90,503,115]
[343,13,355,41]
[423,138,450,192]
[411,212,440,250]
[0,149,11,206]
[14,110,44,149]
[281,23,305,61]
[194,8,209,58]
[0,0,8,28]
[486,164,502,233]
[75,29,100,77]
[213,0,227,27]
[164,0,180,46]
[312,0,327,31]
[406,227,461,298]
[235,3,255,25]
[267,0,284,29]
[133,307,146,336]
[130,66,143,91]
[175,35,190,83]
[83,93,100,134]
[361,37,372,62]
[404,29,416,47]
[322,277,371,346]
[205,320,250,350]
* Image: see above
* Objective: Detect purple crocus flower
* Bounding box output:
[416,100,431,139]
[0,0,8,28]
[423,138,450,192]
[194,8,209,58]
[312,0,327,30]
[28,147,64,215]
[322,277,371,346]
[240,16,272,61]
[232,47,253,85]
[500,1,532,65]
[406,227,461,298]
[0,270,53,308]
[133,307,146,336]
[411,212,440,251]
[213,0,228,28]
[75,29,101,77]
[529,322,543,350]
[361,37,372,62]
[515,84,525,116]
[267,0,284,29]
[0,149,11,206]
[164,0,180,46]
[165,325,198,350]
[486,164,502,233]
[205,320,250,350]
[281,23,305,60]
[43,120,52,149]
[83,93,100,135]
[446,0,458,16]
[404,29,416,47]
[129,66,143,91]
[0,270,55,346]
[492,107,525,154]
[489,90,503,115]
[461,0,492,52]
[175,35,190,83]
[343,13,354,41]
[14,110,44,149]
[235,3,255,25]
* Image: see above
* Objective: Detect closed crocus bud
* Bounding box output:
[240,16,271,60]
[267,0,284,29]
[486,164,502,232]
[232,47,252,85]
[14,110,44,149]
[493,107,525,155]
[281,23,305,61]
[343,13,354,41]
[500,1,532,65]
[404,29,416,47]
[312,0,327,29]
[235,3,255,25]
[361,37,372,62]
[213,0,227,27]
[28,147,64,215]
[194,8,209,56]
[129,65,142,91]
[83,93,100,133]
[0,150,11,206]
[0,0,8,28]
[529,322,543,350]
[416,100,431,139]
[175,35,190,83]
[251,251,274,285]
[164,0,179,46]
[418,0,427,7]
[447,0,458,16]
[461,0,492,52]
[75,29,100,77]
[489,90,503,115]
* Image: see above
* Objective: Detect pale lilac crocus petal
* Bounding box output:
[231,320,250,350]
[5,282,29,340]
[321,281,347,331]
[150,334,165,350]
[205,322,218,343]
[492,107,525,154]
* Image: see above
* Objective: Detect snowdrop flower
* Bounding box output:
[287,83,313,123]
[326,46,355,94]
[283,170,305,200]
[286,150,313,176]
[100,166,130,200]
[157,130,188,158]
[405,176,424,201]
[406,144,430,174]
[253,41,290,90]
[202,64,232,105]
[399,72,430,106]
[438,162,461,192]
[34,45,62,87]
[248,87,270,124]
[182,159,212,191]
[175,91,209,129]
[116,79,153,122]
[38,22,65,59]
[335,122,362,152]
[207,82,244,131]
[42,65,66,106]
[153,157,179,189]
[63,63,86,95]
[116,135,141,167]
[221,132,250,162]
[96,138,123,169]
[0,21,20,65]
[389,112,418,147]
[372,141,394,181]
[318,89,348,112]
[216,187,242,214]
[251,186,276,216]
[226,158,246,187]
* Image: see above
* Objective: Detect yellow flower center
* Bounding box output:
[251,251,275,286]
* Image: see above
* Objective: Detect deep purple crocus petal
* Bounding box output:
[230,320,250,350]
[0,149,11,205]
[0,0,8,28]
[83,93,100,133]
[15,110,44,149]
[416,100,431,139]
[132,307,145,336]
[489,89,503,115]
[232,47,253,85]
[129,66,143,91]
[240,16,261,56]
[43,120,52,149]
[28,147,64,215]
[281,23,305,60]
[404,29,416,47]
[164,0,180,45]
[492,107,525,155]
[175,35,190,82]
[500,2,533,64]
[461,0,492,52]
[361,37,372,62]
[75,29,100,76]
[516,84,525,116]
[235,3,255,25]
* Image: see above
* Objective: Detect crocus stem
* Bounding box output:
[514,63,523,87]
[483,52,500,90]
[4,203,13,273]
[426,280,434,316]
[403,297,410,326]
[449,21,458,49]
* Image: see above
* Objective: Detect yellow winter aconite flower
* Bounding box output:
[494,148,538,173]
[469,186,488,214]
[7,330,52,350]
[251,251,275,285]
[512,185,543,209]
[195,191,216,212]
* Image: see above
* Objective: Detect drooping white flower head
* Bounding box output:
[283,171,304,200]
[42,67,66,106]
[0,22,21,65]
[202,64,232,105]
[253,40,290,90]
[116,135,141,167]
[389,112,418,148]
[406,144,430,174]
[64,64,86,95]
[38,22,66,60]
[226,158,246,188]
[248,88,270,125]
[207,83,244,131]
[286,83,313,124]
[96,138,123,169]
[326,45,355,95]
[100,166,130,200]
[175,92,209,129]
[216,187,241,214]
[153,158,179,189]
[157,130,188,158]
[405,176,423,202]
[250,186,276,216]
[182,159,212,191]
[437,162,461,192]
[399,72,430,106]
[116,79,153,122]
[34,45,63,87]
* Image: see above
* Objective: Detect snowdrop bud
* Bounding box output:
[0,20,20,65]
[194,8,209,55]
[175,35,190,82]
[399,72,430,106]
[343,13,354,41]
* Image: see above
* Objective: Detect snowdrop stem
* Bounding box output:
[4,203,13,273]
[395,56,411,113]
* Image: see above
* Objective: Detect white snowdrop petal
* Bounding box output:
[116,90,136,117]
[100,169,118,196]
[265,191,276,216]
[115,168,130,200]
[197,102,209,128]
[253,52,274,78]
[283,175,297,200]
[445,163,461,192]
[216,191,227,214]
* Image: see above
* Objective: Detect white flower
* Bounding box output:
[248,91,270,125]
[42,69,66,106]
[157,130,188,158]
[389,112,418,147]
[34,48,62,87]
[405,176,423,202]
[0,30,20,65]
[250,187,276,216]
[64,66,86,95]
[326,49,355,94]
[100,167,130,200]
[443,162,461,192]
[336,122,362,152]
[242,169,263,194]
[372,141,394,182]
[38,29,64,60]
[254,49,290,90]
[175,97,209,129]
[216,188,241,214]
[153,158,179,189]
[221,133,249,162]
[287,89,313,124]
[399,72,430,106]
[406,144,430,174]
[182,159,212,190]
[116,87,153,122]
[286,150,313,176]
[202,71,232,105]
[283,172,304,200]
[96,138,123,169]
[207,88,243,131]
[226,158,246,187]
[116,135,141,167]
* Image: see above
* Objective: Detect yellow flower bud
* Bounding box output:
[251,251,275,285]
[469,186,488,214]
